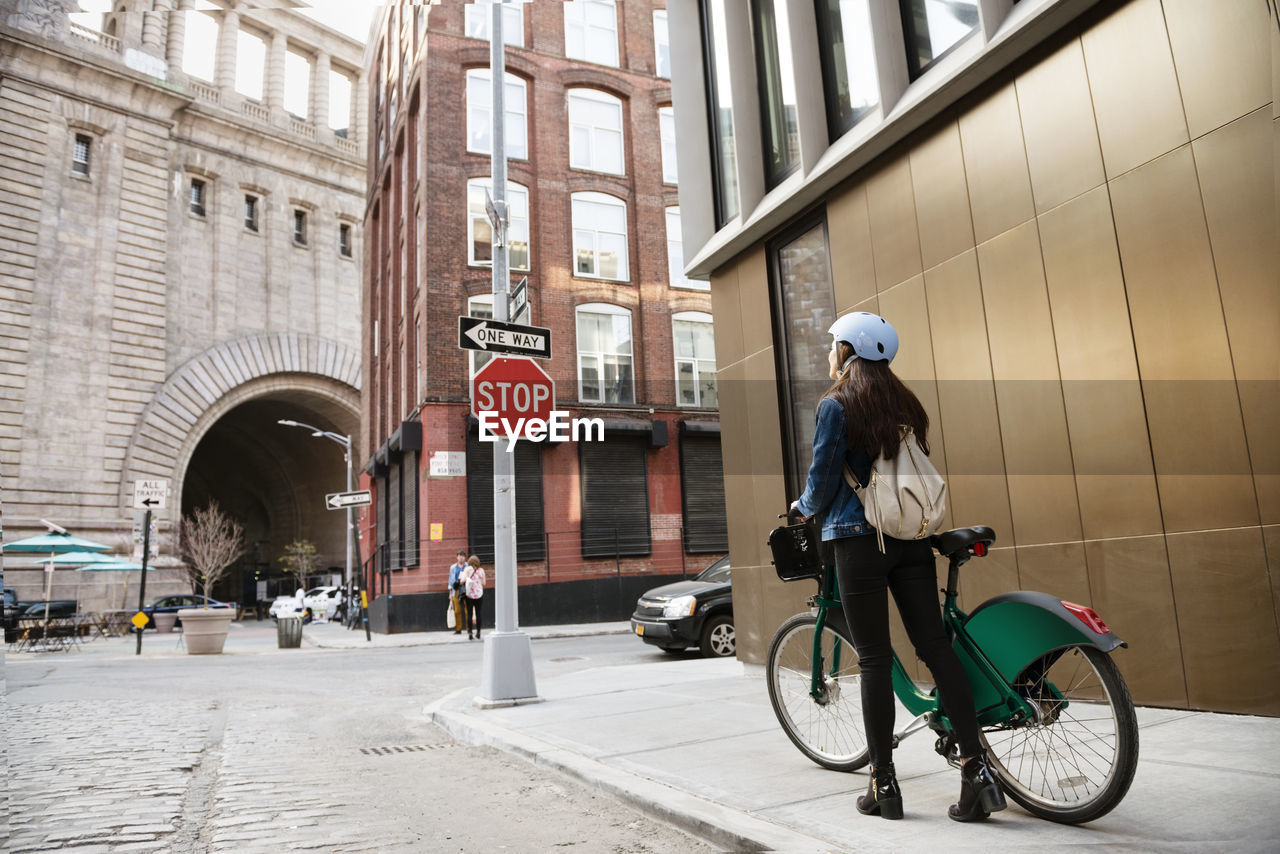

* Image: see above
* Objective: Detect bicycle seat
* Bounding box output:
[930,526,996,559]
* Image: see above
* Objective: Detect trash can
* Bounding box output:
[277,616,303,649]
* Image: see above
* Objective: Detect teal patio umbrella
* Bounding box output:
[2,533,110,554]
[76,559,146,610]
[27,551,121,567]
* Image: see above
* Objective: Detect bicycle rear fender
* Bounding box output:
[962,591,1126,684]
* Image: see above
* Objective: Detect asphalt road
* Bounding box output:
[3,630,720,853]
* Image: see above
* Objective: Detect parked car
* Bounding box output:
[3,587,21,641]
[19,600,78,618]
[630,556,734,657]
[140,594,233,629]
[268,594,300,620]
[304,586,341,620]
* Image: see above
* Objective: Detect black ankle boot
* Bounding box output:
[856,763,903,820]
[949,754,1007,822]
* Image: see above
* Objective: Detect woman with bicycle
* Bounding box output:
[790,312,1006,823]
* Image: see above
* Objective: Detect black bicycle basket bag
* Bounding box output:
[768,520,823,582]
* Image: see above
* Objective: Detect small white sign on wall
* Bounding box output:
[428,451,466,478]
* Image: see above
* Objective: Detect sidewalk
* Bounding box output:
[429,655,1280,853]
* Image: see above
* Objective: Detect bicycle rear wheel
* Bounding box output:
[766,612,869,772]
[982,645,1138,824]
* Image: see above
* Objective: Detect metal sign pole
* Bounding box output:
[479,0,539,706]
[135,508,151,655]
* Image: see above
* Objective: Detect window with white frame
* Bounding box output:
[576,303,634,404]
[467,294,495,379]
[673,312,717,407]
[563,0,618,66]
[572,192,628,281]
[468,178,530,270]
[658,106,677,183]
[189,178,207,217]
[71,133,92,176]
[567,89,624,175]
[465,0,525,47]
[466,69,528,160]
[653,10,671,78]
[665,207,704,290]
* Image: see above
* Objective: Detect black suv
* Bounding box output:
[630,556,733,657]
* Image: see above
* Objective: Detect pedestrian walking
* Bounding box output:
[447,550,467,634]
[461,555,486,640]
[789,312,1006,823]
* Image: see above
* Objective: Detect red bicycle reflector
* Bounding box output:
[972,542,987,556]
[1062,601,1110,635]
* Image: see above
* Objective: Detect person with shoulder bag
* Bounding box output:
[447,550,467,634]
[789,312,1005,824]
[460,555,486,640]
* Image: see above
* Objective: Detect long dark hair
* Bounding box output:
[821,344,930,459]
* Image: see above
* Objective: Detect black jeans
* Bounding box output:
[834,535,982,768]
[464,596,483,636]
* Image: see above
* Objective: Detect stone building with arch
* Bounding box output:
[0,0,367,611]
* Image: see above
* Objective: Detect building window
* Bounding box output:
[769,216,836,497]
[815,0,880,139]
[244,195,259,232]
[467,294,495,379]
[580,435,650,558]
[464,0,525,47]
[571,192,628,281]
[673,311,717,408]
[900,0,980,80]
[701,0,739,226]
[751,0,800,187]
[567,89,624,175]
[468,178,530,270]
[189,178,206,217]
[71,133,91,176]
[576,303,634,404]
[665,207,704,291]
[653,10,671,78]
[465,69,528,160]
[339,223,352,257]
[659,106,677,183]
[293,209,308,245]
[563,0,619,67]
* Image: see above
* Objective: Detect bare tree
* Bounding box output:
[179,502,246,602]
[278,539,319,593]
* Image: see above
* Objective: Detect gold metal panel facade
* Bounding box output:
[1085,537,1188,708]
[909,120,974,269]
[827,184,878,312]
[1166,528,1280,714]
[1162,0,1271,140]
[957,547,1019,617]
[977,221,1080,545]
[957,84,1034,244]
[865,158,922,291]
[1016,542,1091,609]
[709,265,745,367]
[1080,0,1189,179]
[736,246,774,357]
[1110,146,1256,532]
[1037,187,1162,539]
[1266,526,1280,646]
[1014,39,1105,214]
[1193,109,1280,523]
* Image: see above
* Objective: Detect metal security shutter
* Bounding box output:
[579,435,651,558]
[402,452,419,567]
[680,434,728,553]
[388,460,402,569]
[466,434,546,563]
[377,474,390,573]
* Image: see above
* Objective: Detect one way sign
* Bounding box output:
[458,316,552,359]
[326,490,372,510]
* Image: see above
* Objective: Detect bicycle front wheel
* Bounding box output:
[982,645,1139,824]
[766,612,869,772]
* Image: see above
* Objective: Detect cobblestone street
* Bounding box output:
[3,626,715,853]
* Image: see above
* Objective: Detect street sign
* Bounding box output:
[484,189,506,246]
[131,611,149,630]
[472,357,555,436]
[458,316,551,359]
[326,490,372,510]
[132,479,168,509]
[509,277,530,326]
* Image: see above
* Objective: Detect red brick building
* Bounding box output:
[361,1,725,629]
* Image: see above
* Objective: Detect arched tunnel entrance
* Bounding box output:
[180,390,358,609]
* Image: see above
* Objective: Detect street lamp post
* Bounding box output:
[277,419,353,608]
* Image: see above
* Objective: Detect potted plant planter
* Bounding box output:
[153,612,178,633]
[177,608,234,654]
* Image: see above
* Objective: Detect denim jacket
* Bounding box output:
[795,397,874,541]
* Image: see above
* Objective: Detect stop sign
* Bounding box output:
[471,357,555,436]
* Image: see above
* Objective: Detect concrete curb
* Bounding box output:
[426,691,839,854]
[310,625,632,650]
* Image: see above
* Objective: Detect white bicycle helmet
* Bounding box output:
[829,312,898,363]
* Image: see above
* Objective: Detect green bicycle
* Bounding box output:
[766,525,1139,824]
